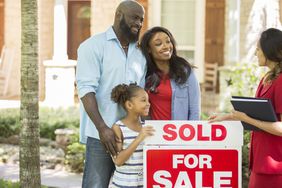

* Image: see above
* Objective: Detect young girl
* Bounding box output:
[109,83,154,188]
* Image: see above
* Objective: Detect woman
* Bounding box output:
[209,28,282,187]
[140,26,200,120]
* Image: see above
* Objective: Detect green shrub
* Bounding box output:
[0,109,20,138]
[0,179,20,188]
[0,107,79,140]
[219,62,266,112]
[65,133,85,173]
[200,112,209,120]
[0,179,48,188]
[242,131,251,188]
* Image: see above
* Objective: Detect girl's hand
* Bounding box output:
[139,126,155,140]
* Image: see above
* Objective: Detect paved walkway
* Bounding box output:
[0,163,82,188]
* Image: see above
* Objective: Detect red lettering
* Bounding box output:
[211,124,227,141]
[197,124,210,141]
[163,124,177,141]
[179,124,195,141]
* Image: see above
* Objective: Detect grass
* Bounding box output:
[0,179,49,188]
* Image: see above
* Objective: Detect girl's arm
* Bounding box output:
[112,125,154,166]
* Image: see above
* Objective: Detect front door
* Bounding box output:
[67,0,91,60]
[205,0,225,66]
[205,0,225,92]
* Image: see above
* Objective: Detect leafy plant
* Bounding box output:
[0,179,48,188]
[0,179,20,188]
[219,61,266,112]
[0,107,79,140]
[65,133,85,173]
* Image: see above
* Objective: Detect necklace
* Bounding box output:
[122,45,129,49]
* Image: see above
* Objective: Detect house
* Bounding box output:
[0,0,281,109]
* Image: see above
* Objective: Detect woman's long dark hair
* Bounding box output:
[259,28,282,83]
[140,26,195,92]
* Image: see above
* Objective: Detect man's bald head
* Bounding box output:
[116,0,144,16]
[113,0,145,43]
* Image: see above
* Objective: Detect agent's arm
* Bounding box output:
[231,111,282,136]
[209,111,282,136]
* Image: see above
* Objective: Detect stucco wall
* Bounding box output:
[91,0,120,35]
[3,0,54,100]
[4,0,21,97]
[239,0,254,61]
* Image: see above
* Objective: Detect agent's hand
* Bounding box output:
[208,113,233,123]
[138,126,155,140]
[230,110,248,122]
[208,110,248,123]
[98,125,118,157]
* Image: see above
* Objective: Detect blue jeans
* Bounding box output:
[82,137,115,188]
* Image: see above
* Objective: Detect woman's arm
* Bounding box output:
[112,125,154,166]
[232,111,282,136]
[188,70,201,120]
[209,111,282,136]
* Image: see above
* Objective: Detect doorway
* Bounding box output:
[67,0,91,60]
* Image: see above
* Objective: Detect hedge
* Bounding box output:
[0,107,79,140]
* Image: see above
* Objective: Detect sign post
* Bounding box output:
[144,121,243,188]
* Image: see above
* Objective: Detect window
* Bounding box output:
[150,0,205,80]
[161,0,196,64]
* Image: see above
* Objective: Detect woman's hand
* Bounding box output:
[208,110,248,123]
[208,113,233,123]
[230,110,248,122]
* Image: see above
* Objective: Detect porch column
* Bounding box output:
[53,0,68,61]
[43,0,76,108]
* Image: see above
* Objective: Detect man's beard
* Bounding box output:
[120,16,140,42]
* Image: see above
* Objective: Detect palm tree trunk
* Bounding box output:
[20,0,41,187]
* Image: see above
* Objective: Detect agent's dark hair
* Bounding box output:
[111,83,143,110]
[259,28,282,83]
[140,26,195,92]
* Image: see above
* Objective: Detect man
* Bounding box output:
[75,1,146,188]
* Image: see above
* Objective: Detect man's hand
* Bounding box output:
[81,93,119,156]
[98,125,118,157]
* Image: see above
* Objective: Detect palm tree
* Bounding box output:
[20,0,41,187]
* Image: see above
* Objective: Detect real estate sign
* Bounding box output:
[144,121,243,188]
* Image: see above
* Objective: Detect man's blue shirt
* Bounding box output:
[76,27,146,143]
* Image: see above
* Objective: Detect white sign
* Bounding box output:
[144,121,243,146]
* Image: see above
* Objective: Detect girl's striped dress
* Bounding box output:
[109,120,144,188]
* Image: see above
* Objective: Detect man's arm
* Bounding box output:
[81,92,118,157]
